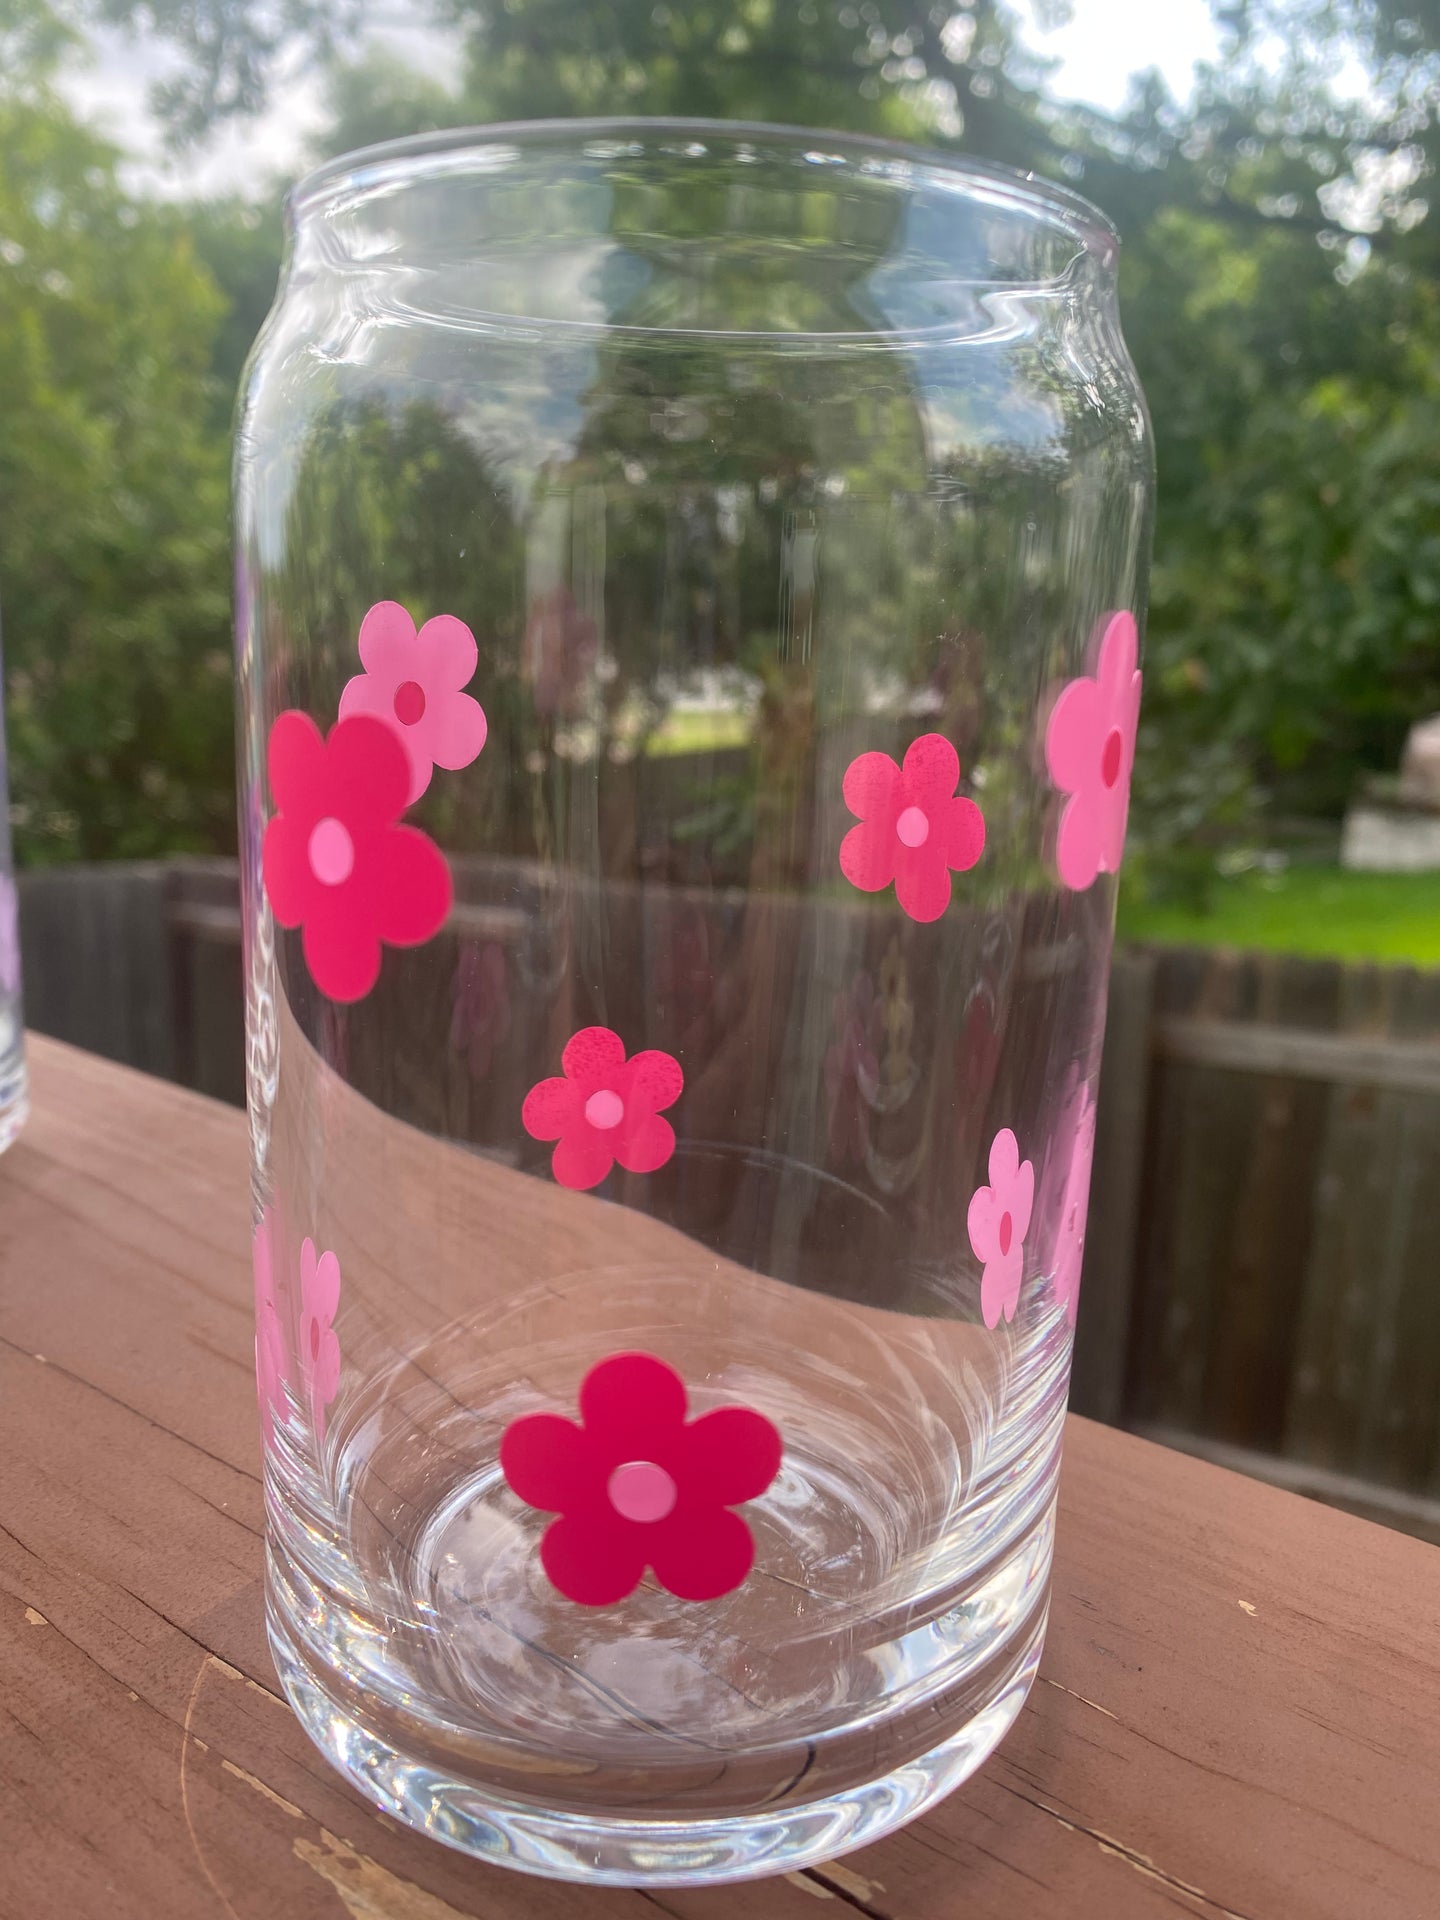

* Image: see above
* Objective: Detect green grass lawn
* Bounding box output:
[1117,866,1440,966]
[647,708,752,757]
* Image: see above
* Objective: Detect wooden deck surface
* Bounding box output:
[1,1034,1437,1920]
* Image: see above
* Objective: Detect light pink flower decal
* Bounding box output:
[839,734,985,923]
[1051,1090,1096,1327]
[339,600,488,804]
[500,1351,782,1606]
[522,1027,683,1191]
[299,1236,342,1443]
[1044,611,1142,891]
[253,1211,287,1443]
[262,711,452,1003]
[967,1127,1035,1330]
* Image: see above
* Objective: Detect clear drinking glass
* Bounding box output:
[235,119,1152,1885]
[0,611,27,1151]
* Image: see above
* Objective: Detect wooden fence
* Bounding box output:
[17,858,1440,1539]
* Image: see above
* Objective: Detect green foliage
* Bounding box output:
[8,0,1440,885]
[1118,862,1440,964]
[0,78,234,859]
[1106,94,1440,846]
[85,0,366,144]
[421,0,1029,152]
[0,0,74,74]
[315,51,460,156]
[185,196,283,419]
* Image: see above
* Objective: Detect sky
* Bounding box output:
[1013,0,1222,112]
[59,1,1227,199]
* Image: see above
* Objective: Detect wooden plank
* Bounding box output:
[1350,967,1440,1494]
[17,863,176,1079]
[1154,1015,1440,1095]
[1127,1063,1257,1436]
[165,864,245,1107]
[1069,948,1153,1425]
[1126,950,1249,1434]
[1192,957,1329,1451]
[1,1035,1438,1919]
[1137,945,1438,1454]
[1144,942,1228,1021]
[1136,1423,1440,1548]
[181,915,246,1108]
[1283,967,1440,1493]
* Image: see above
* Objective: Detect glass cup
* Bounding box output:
[235,119,1152,1885]
[0,610,26,1151]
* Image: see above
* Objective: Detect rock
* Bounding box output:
[1341,804,1440,871]
[1398,713,1440,811]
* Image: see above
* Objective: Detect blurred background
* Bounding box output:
[3,0,1439,1532]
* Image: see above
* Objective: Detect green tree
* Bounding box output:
[66,0,1440,876]
[1060,55,1440,862]
[0,24,235,860]
[91,0,1054,164]
[186,196,284,420]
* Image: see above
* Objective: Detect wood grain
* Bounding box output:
[1,1035,1438,1920]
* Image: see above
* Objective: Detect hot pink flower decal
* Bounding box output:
[967,1127,1035,1330]
[1051,1090,1096,1327]
[253,1211,287,1443]
[500,1351,783,1606]
[262,711,452,1004]
[1044,611,1142,891]
[299,1236,342,1443]
[522,1027,683,1191]
[839,734,985,923]
[339,601,488,804]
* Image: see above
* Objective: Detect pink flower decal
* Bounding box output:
[253,1211,287,1443]
[839,734,985,923]
[339,600,488,804]
[522,1027,683,1191]
[967,1127,1035,1330]
[500,1351,782,1606]
[299,1236,342,1443]
[1051,1091,1096,1327]
[262,711,452,1003]
[1044,610,1142,891]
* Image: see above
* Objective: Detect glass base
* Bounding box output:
[268,1593,1045,1885]
[260,1260,1064,1885]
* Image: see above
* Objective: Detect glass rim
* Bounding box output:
[287,114,1120,259]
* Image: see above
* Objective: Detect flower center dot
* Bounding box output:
[307,817,354,886]
[1100,728,1124,789]
[998,1212,1013,1257]
[393,680,427,726]
[584,1088,624,1130]
[608,1460,677,1524]
[896,805,930,848]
